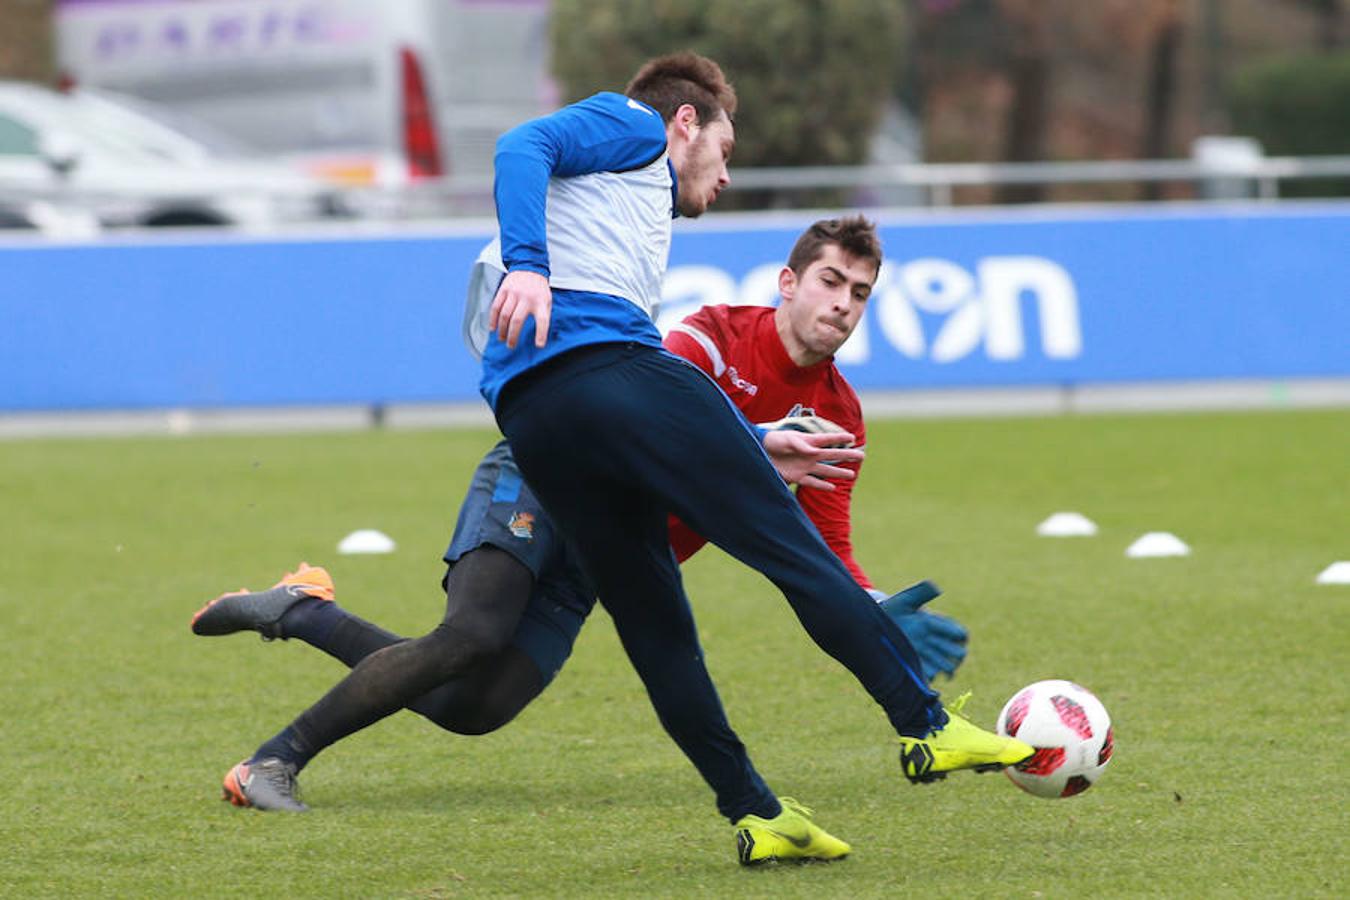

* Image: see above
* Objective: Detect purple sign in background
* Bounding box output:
[59,0,374,64]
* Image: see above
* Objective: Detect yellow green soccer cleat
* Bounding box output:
[897,692,1035,784]
[733,797,851,866]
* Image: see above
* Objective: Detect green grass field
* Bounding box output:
[2,409,1346,897]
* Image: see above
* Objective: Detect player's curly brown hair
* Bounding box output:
[786,215,883,276]
[624,53,737,126]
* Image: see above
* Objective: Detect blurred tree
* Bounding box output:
[0,0,55,82]
[1230,53,1350,153]
[1140,0,1186,198]
[550,0,1343,206]
[995,0,1051,202]
[907,0,1338,202]
[550,0,906,178]
[1295,0,1345,50]
[1229,51,1350,194]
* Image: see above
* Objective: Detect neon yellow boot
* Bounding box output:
[733,797,851,865]
[897,692,1035,784]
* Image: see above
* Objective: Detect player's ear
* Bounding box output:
[671,104,700,141]
[778,265,797,302]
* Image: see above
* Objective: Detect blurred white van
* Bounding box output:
[0,80,342,233]
[55,0,557,200]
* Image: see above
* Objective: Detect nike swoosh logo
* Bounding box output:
[771,829,813,849]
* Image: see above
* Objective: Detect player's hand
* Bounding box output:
[490,270,552,349]
[763,429,863,490]
[758,414,856,448]
[876,580,969,680]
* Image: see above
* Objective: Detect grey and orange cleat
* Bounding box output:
[222,758,309,812]
[190,563,334,639]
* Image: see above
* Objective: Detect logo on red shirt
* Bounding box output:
[725,365,758,396]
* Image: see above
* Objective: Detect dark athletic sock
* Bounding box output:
[277,597,346,647]
[251,724,317,771]
[281,599,406,668]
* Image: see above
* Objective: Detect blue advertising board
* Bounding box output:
[2,203,1347,412]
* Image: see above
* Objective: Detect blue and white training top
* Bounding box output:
[463,91,679,408]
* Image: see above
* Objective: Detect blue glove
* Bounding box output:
[876,580,969,681]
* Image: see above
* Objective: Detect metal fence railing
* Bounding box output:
[5,154,1349,234]
[721,154,1350,205]
[397,154,1350,215]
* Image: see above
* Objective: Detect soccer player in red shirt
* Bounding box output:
[664,216,877,589]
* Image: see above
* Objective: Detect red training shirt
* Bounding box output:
[663,304,871,588]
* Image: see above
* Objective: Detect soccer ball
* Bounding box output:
[996,679,1113,799]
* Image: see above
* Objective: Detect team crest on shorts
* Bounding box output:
[508,511,535,540]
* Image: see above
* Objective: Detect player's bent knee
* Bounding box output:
[426,690,528,736]
[441,705,518,736]
[430,619,515,670]
[420,646,547,736]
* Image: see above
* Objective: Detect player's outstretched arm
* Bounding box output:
[762,429,863,490]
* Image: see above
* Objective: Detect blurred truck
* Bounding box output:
[0,79,344,232]
[54,0,557,212]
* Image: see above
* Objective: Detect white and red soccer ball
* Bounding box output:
[996,679,1113,798]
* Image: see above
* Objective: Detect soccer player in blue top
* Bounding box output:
[197,53,1031,865]
[473,51,1032,858]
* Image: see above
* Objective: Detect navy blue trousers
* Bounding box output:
[496,343,941,821]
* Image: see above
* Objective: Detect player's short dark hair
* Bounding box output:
[786,215,883,277]
[625,52,737,125]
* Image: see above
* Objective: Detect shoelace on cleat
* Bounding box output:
[946,691,974,720]
[777,797,815,820]
[913,691,975,740]
[255,761,302,800]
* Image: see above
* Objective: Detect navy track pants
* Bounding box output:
[496,342,940,821]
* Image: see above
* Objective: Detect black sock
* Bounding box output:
[278,597,347,648]
[324,616,407,667]
[282,599,406,668]
[251,725,316,771]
